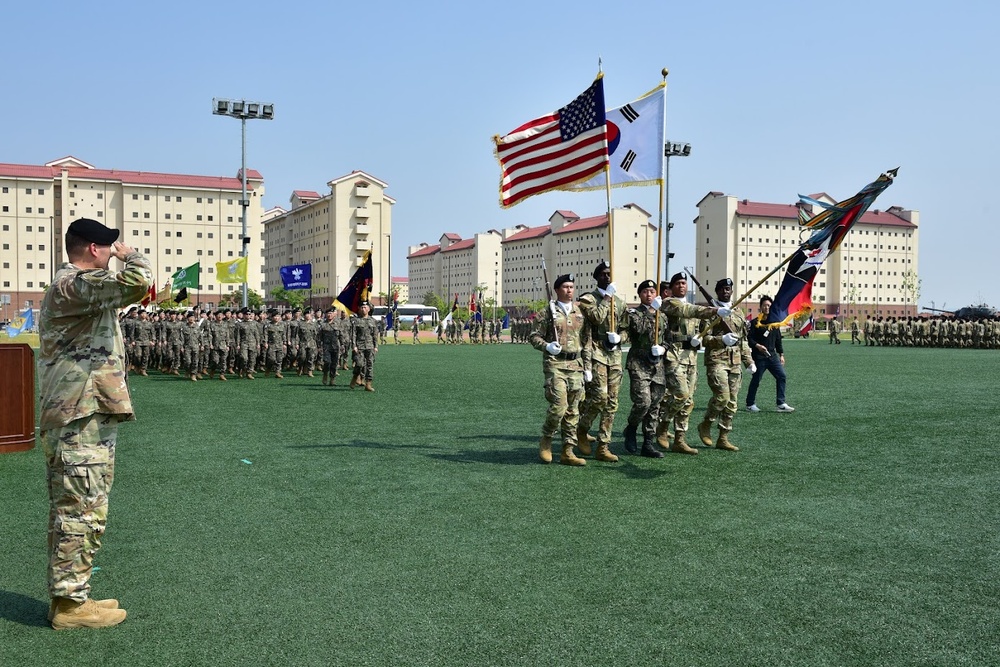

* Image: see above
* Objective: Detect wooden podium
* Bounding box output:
[0,343,35,453]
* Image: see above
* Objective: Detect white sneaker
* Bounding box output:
[776,403,795,413]
[746,404,760,413]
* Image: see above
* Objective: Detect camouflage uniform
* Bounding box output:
[658,297,718,446]
[38,249,152,603]
[297,314,319,375]
[351,313,380,383]
[699,306,752,444]
[577,289,627,456]
[181,316,202,378]
[209,314,232,378]
[319,313,341,384]
[335,312,351,370]
[264,315,287,376]
[131,312,155,375]
[622,303,667,447]
[529,301,590,454]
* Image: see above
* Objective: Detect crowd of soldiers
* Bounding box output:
[854,316,1000,348]
[434,317,504,344]
[119,304,381,390]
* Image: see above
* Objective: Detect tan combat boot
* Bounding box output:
[219,374,227,381]
[322,371,329,385]
[275,371,284,379]
[716,430,739,451]
[670,430,698,455]
[697,420,714,447]
[50,597,126,630]
[246,372,255,380]
[364,380,375,392]
[49,598,119,622]
[349,374,359,389]
[560,443,586,467]
[539,436,553,464]
[576,426,594,456]
[594,443,619,463]
[190,373,198,382]
[655,421,673,450]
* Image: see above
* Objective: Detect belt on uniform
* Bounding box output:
[554,351,578,361]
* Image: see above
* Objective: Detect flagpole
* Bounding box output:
[653,68,668,343]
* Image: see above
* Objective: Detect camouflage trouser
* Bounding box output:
[322,344,340,374]
[43,413,120,602]
[239,345,258,374]
[578,362,622,446]
[170,343,184,371]
[353,348,376,381]
[627,372,666,441]
[266,345,285,373]
[703,363,743,432]
[182,346,200,374]
[133,344,150,371]
[299,346,317,371]
[210,347,228,374]
[541,367,585,443]
[659,361,698,435]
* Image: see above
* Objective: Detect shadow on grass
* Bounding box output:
[0,590,48,627]
[428,447,539,466]
[287,439,431,451]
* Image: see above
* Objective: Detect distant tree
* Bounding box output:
[219,288,264,309]
[270,287,306,310]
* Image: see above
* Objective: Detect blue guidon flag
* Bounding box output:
[280,263,312,290]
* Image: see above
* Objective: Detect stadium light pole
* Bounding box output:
[212,98,274,308]
[664,141,691,280]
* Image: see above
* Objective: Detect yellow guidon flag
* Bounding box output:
[216,256,248,283]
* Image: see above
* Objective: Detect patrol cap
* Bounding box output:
[592,260,611,278]
[68,218,120,245]
[669,272,687,285]
[637,279,656,294]
[715,277,733,290]
[554,273,575,289]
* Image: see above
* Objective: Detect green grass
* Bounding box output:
[1,340,998,666]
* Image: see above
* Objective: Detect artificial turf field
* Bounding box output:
[1,338,998,666]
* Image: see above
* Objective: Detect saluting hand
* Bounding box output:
[111,241,137,261]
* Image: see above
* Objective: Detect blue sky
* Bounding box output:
[4,0,996,310]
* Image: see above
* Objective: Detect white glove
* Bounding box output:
[605,282,617,297]
[749,363,757,374]
[717,306,733,318]
[584,370,593,382]
[722,332,739,347]
[545,341,562,355]
[607,332,621,345]
[689,335,701,349]
[650,344,665,357]
[651,296,663,310]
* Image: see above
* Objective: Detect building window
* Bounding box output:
[144,230,150,236]
[133,194,139,200]
[176,196,182,202]
[97,193,103,199]
[165,214,171,220]
[133,229,139,235]
[26,207,32,213]
[97,211,103,217]
[176,231,182,238]
[208,216,214,222]
[144,194,150,201]
[133,212,139,218]
[144,212,150,219]
[208,233,214,239]
[165,249,171,254]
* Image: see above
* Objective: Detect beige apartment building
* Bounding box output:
[695,192,920,318]
[262,171,393,307]
[408,230,510,305]
[407,204,658,308]
[0,156,265,313]
[502,204,658,306]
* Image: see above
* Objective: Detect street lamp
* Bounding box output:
[664,141,691,279]
[212,98,274,307]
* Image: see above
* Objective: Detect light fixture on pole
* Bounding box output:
[212,98,275,308]
[663,141,691,280]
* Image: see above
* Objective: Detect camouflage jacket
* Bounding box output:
[662,298,716,366]
[701,305,752,369]
[623,304,666,383]
[578,290,628,369]
[351,316,379,350]
[38,252,153,430]
[529,301,590,373]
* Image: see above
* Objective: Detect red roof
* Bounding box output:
[408,244,440,259]
[391,276,408,283]
[736,199,914,227]
[502,224,551,243]
[293,190,321,199]
[555,214,607,234]
[0,161,259,191]
[441,238,476,252]
[442,232,461,241]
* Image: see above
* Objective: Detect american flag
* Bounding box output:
[493,77,608,208]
